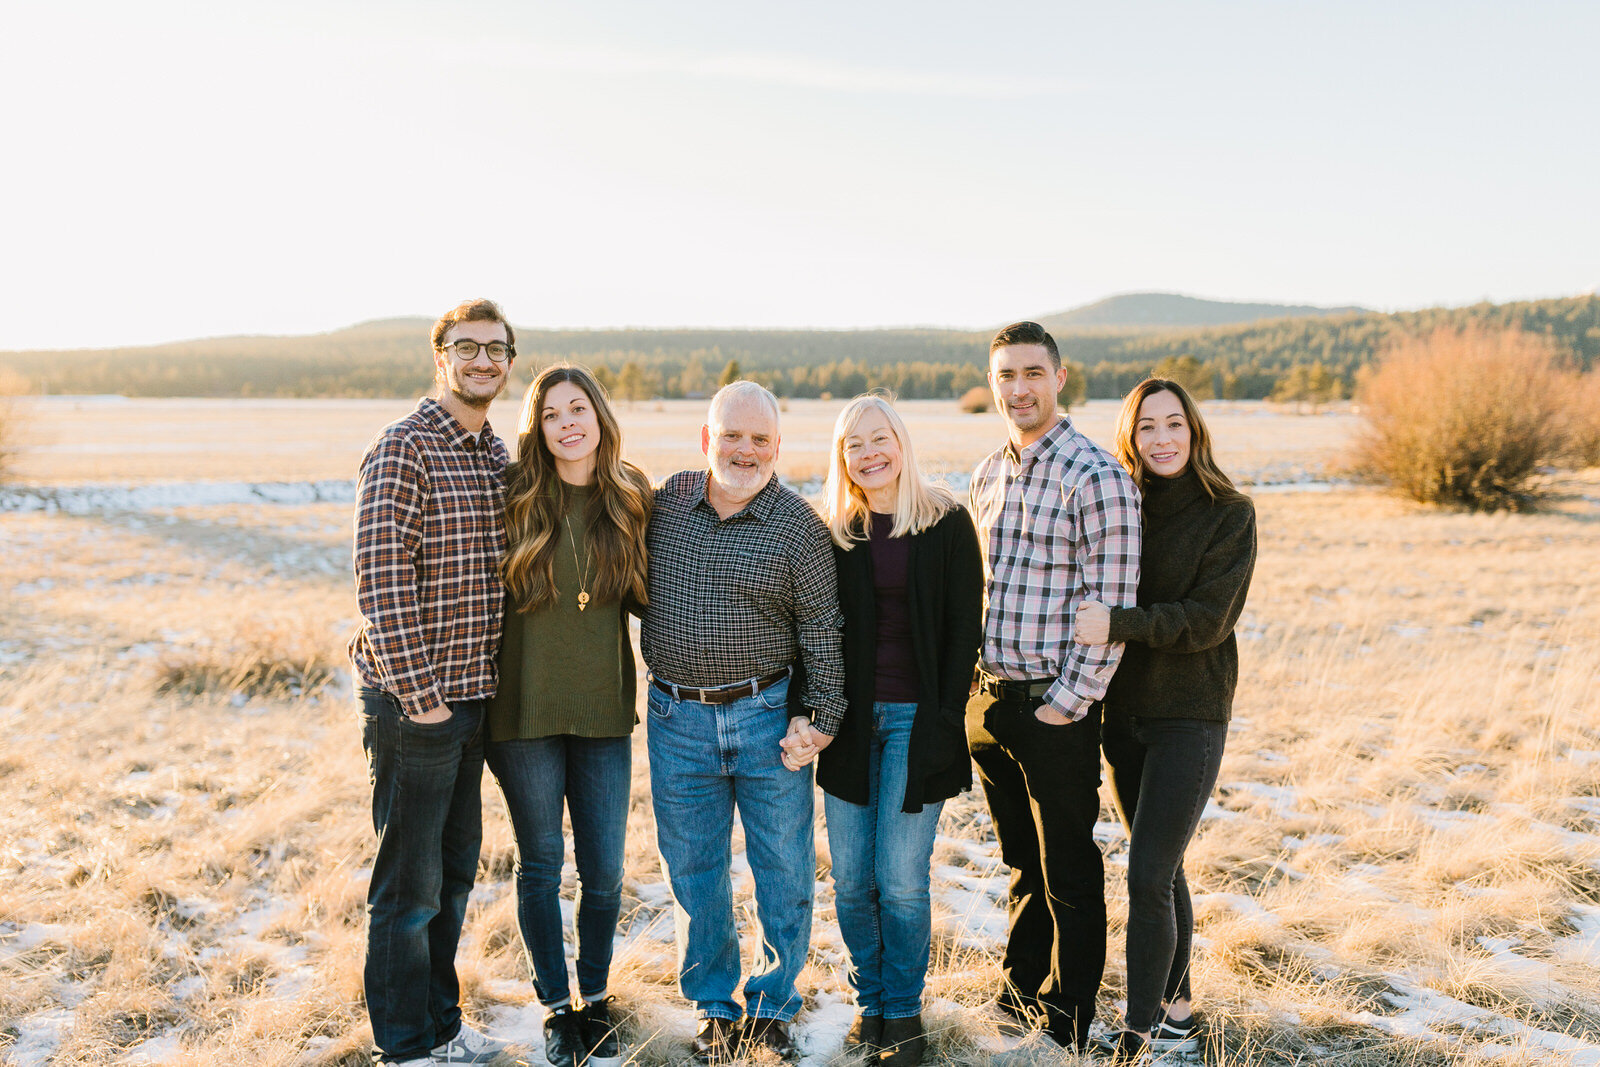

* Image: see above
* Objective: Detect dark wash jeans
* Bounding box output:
[966,691,1105,1051]
[1101,712,1227,1034]
[486,734,631,1009]
[359,688,485,1064]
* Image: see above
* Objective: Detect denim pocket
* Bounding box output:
[646,685,673,720]
[756,677,791,711]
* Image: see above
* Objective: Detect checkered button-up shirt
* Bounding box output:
[349,398,510,717]
[641,470,847,734]
[970,415,1142,720]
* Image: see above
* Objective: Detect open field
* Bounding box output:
[2,397,1356,488]
[2,400,1599,1065]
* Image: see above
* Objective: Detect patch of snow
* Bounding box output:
[0,479,357,514]
[5,1008,73,1067]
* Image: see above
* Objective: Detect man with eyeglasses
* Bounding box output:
[349,299,518,1066]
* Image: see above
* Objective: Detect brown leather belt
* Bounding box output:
[977,671,1054,702]
[651,668,791,706]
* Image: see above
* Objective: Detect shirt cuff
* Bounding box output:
[1043,681,1091,722]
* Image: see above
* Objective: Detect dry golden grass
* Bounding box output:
[3,402,1598,1064]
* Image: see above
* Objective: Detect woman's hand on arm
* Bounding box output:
[1073,600,1111,645]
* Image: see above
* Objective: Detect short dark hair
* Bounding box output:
[989,321,1060,370]
[431,298,515,351]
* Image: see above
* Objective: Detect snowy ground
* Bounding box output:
[5,467,1600,1065]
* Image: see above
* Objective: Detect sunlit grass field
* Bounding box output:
[2,397,1598,1065]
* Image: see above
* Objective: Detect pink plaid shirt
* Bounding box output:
[970,415,1142,720]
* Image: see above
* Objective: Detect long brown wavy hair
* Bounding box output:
[501,365,651,612]
[1113,378,1243,503]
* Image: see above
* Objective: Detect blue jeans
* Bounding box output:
[359,689,485,1064]
[486,734,632,1009]
[646,676,815,1022]
[824,701,944,1020]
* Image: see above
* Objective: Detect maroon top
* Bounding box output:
[868,511,918,702]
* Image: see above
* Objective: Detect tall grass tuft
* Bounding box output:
[1353,327,1576,510]
[153,619,341,699]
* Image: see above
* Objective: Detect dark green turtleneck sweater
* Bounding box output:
[489,483,637,742]
[1105,468,1256,722]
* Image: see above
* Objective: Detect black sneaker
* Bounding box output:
[578,996,623,1061]
[544,1008,584,1067]
[1150,1009,1199,1054]
[1089,1029,1149,1065]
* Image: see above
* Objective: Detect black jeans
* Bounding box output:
[359,689,486,1064]
[966,691,1104,1050]
[1101,712,1227,1033]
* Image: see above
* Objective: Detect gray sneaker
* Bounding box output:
[432,1022,509,1064]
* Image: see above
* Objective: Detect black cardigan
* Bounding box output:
[1105,469,1257,722]
[816,505,984,813]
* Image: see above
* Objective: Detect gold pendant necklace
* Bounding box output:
[564,512,593,611]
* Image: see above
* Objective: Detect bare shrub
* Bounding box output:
[1558,370,1600,468]
[957,385,991,413]
[1353,327,1574,510]
[0,367,28,481]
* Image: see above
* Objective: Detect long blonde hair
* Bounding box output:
[825,394,957,548]
[1113,378,1242,502]
[502,365,652,612]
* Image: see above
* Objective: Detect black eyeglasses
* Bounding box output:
[438,340,515,363]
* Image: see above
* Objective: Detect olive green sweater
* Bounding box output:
[489,484,637,741]
[1105,468,1256,722]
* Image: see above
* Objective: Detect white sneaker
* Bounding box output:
[432,1023,509,1064]
[389,1060,434,1067]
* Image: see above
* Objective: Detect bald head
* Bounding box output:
[701,380,781,510]
[708,380,780,430]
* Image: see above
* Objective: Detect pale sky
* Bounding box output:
[5,0,1597,350]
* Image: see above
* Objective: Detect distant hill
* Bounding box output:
[2,294,1594,401]
[1036,292,1369,332]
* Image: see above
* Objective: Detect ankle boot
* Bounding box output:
[845,1013,883,1055]
[877,1014,925,1067]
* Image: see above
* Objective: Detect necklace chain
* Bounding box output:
[564,511,593,611]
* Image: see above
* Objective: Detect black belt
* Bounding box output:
[651,668,791,706]
[978,671,1053,702]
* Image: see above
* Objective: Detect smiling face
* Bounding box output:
[989,342,1067,446]
[434,318,511,414]
[841,405,903,511]
[1134,387,1192,478]
[701,395,779,505]
[540,379,602,484]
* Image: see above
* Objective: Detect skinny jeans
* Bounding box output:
[486,734,631,1010]
[1100,712,1227,1034]
[824,701,944,1020]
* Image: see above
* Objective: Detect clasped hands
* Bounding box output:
[780,715,832,771]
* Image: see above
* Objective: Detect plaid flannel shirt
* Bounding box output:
[348,398,509,717]
[970,415,1142,720]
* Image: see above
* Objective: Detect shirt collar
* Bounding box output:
[1003,414,1073,470]
[420,396,496,452]
[694,470,781,520]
